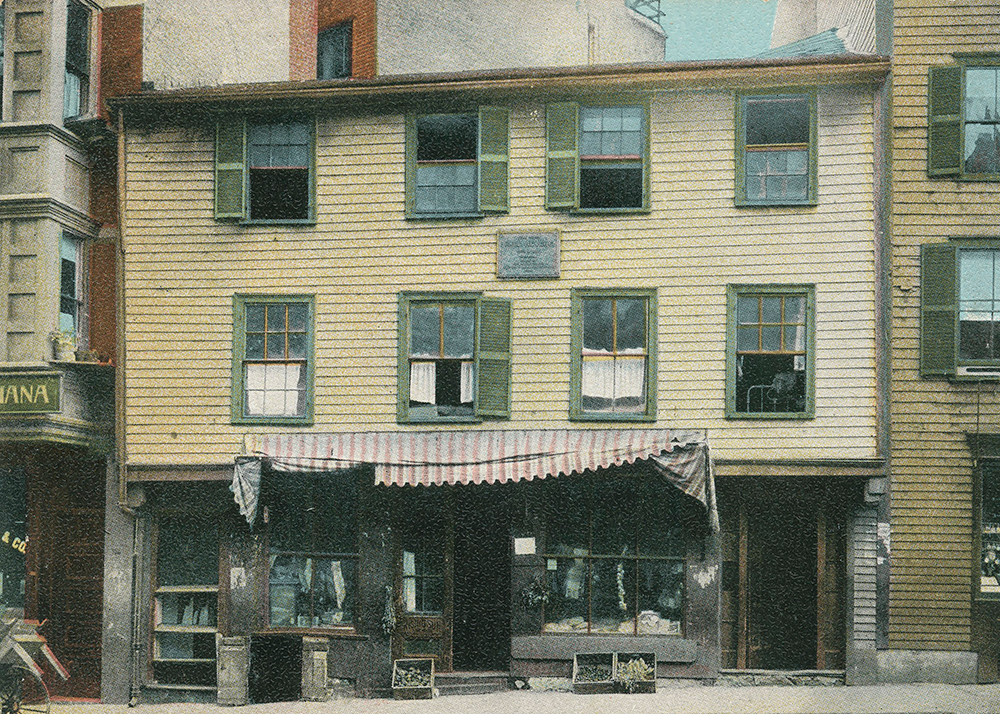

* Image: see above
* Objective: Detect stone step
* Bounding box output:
[435,672,510,697]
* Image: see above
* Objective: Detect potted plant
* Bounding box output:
[49,330,76,361]
[572,653,615,694]
[614,653,656,694]
[391,657,434,699]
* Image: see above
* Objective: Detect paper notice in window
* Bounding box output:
[514,537,536,555]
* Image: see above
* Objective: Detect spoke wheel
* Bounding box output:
[0,665,50,714]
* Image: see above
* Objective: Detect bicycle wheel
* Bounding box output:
[0,665,50,714]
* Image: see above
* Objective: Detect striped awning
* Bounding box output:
[231,429,713,527]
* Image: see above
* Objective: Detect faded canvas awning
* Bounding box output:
[231,429,716,530]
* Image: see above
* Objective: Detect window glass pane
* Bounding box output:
[736,353,805,413]
[287,332,307,360]
[785,325,806,352]
[266,333,285,359]
[590,559,636,633]
[761,297,782,324]
[592,484,633,556]
[622,107,643,131]
[616,299,646,352]
[318,22,351,80]
[410,306,441,357]
[267,304,286,332]
[786,150,808,175]
[545,485,589,555]
[785,296,806,323]
[158,517,218,587]
[783,175,808,199]
[745,97,809,145]
[246,303,266,332]
[442,305,474,358]
[583,299,614,353]
[964,124,1000,174]
[965,68,999,123]
[736,326,759,352]
[417,115,477,161]
[157,592,217,627]
[579,165,643,208]
[543,558,589,632]
[637,560,684,634]
[982,461,1000,597]
[737,296,759,325]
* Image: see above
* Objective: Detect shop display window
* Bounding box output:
[981,460,1000,598]
[152,515,219,686]
[541,478,685,636]
[265,472,358,629]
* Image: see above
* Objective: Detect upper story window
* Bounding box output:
[215,118,314,223]
[546,102,649,212]
[726,285,815,418]
[317,21,352,79]
[570,289,656,421]
[232,295,314,424]
[406,108,509,218]
[921,242,1000,379]
[265,472,358,630]
[64,0,91,119]
[59,233,85,341]
[928,59,1000,179]
[736,92,817,206]
[397,292,511,422]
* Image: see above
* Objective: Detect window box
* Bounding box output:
[735,91,817,206]
[546,102,650,213]
[391,658,434,699]
[928,57,1000,180]
[572,653,615,694]
[614,652,656,694]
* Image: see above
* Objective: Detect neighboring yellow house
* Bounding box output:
[112,55,890,701]
[888,0,1000,684]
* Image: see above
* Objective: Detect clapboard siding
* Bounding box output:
[122,83,880,466]
[890,0,1000,651]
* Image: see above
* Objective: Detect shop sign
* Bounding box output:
[0,374,60,414]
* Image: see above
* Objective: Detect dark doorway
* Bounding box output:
[748,502,817,670]
[451,486,512,672]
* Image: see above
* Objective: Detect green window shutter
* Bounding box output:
[215,119,246,219]
[546,102,579,210]
[928,65,963,177]
[478,106,509,213]
[920,243,958,377]
[475,297,512,418]
[404,114,417,217]
[397,294,411,421]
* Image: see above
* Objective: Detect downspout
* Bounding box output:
[114,107,142,705]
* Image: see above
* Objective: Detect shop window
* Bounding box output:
[402,550,444,615]
[0,465,26,611]
[215,118,314,222]
[152,515,219,687]
[541,478,686,636]
[736,92,817,206]
[265,472,358,630]
[546,102,649,211]
[317,21,351,79]
[64,0,91,119]
[232,295,314,424]
[59,234,86,341]
[920,242,1000,378]
[981,461,1000,599]
[726,285,815,418]
[570,288,656,421]
[397,292,511,422]
[406,108,509,217]
[928,59,1000,178]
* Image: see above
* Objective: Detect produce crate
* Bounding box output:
[392,657,434,700]
[572,652,615,694]
[614,652,656,694]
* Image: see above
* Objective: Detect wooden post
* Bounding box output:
[737,501,748,669]
[816,508,827,670]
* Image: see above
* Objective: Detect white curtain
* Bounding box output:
[582,357,645,402]
[410,362,435,404]
[461,361,474,403]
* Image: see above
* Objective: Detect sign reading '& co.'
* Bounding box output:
[0,374,61,414]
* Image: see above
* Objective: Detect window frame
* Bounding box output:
[317,20,352,80]
[725,284,816,419]
[569,287,657,422]
[928,55,1000,181]
[921,239,1000,379]
[735,90,818,207]
[58,232,87,343]
[545,100,651,213]
[263,471,360,632]
[64,0,92,120]
[214,116,317,224]
[977,458,1000,601]
[404,107,510,219]
[231,294,315,425]
[397,291,512,423]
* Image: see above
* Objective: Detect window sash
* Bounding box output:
[737,93,816,205]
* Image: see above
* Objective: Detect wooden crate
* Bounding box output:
[572,653,615,694]
[392,658,434,700]
[615,652,656,694]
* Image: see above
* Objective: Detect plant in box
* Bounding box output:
[615,653,656,694]
[392,658,434,699]
[572,653,615,694]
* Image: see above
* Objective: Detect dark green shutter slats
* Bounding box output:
[478,106,509,213]
[920,242,958,377]
[215,119,246,219]
[404,114,418,217]
[928,65,963,177]
[546,102,579,209]
[476,297,512,418]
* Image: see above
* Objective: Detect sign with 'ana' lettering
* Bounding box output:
[0,374,60,414]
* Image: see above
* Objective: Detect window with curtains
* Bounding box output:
[232,295,315,424]
[541,475,687,636]
[397,292,512,422]
[264,472,358,630]
[570,288,656,421]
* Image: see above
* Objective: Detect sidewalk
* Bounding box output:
[49,683,1000,714]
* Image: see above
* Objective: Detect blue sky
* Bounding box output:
[659,0,778,61]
